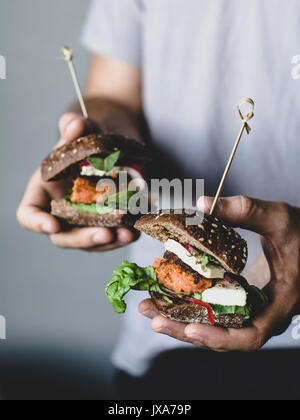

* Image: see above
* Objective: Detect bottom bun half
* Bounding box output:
[150,292,245,329]
[51,199,140,228]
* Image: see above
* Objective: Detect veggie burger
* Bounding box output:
[106,210,268,328]
[41,134,151,227]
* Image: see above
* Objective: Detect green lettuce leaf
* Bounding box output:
[67,202,114,215]
[66,189,137,215]
[192,292,203,301]
[105,262,169,313]
[107,189,137,211]
[249,285,269,307]
[237,277,269,314]
[210,304,253,320]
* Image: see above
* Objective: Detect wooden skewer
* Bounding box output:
[61,46,88,119]
[209,98,255,215]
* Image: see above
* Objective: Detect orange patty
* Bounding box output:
[71,177,109,204]
[153,257,212,295]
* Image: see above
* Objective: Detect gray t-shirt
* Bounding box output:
[81,0,300,376]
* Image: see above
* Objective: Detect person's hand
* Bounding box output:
[139,195,300,352]
[17,113,139,251]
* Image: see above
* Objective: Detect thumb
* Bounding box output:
[58,113,86,142]
[197,195,284,236]
[58,113,104,145]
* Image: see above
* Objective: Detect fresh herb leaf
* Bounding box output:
[192,251,221,271]
[105,263,166,313]
[104,151,121,172]
[87,157,105,171]
[192,292,203,301]
[87,151,121,172]
[204,253,220,266]
[162,295,173,303]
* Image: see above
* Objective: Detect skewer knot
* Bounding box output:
[61,47,73,62]
[238,98,255,134]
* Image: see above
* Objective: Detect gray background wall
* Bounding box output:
[0,0,127,399]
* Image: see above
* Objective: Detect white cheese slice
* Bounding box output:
[164,239,224,279]
[81,166,105,177]
[80,165,143,180]
[202,279,247,307]
[80,165,123,177]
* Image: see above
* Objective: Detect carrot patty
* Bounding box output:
[153,251,213,295]
[71,177,109,204]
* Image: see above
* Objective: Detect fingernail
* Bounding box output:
[155,328,171,336]
[118,229,132,243]
[198,196,223,213]
[66,122,75,135]
[142,310,157,319]
[66,119,81,135]
[93,233,108,244]
[42,223,54,234]
[198,196,213,213]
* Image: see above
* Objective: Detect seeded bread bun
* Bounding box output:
[51,198,140,228]
[151,292,245,328]
[134,210,248,275]
[41,134,151,182]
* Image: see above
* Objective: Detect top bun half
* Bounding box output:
[41,134,151,182]
[134,210,248,275]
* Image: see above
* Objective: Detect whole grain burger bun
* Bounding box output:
[150,292,244,329]
[134,209,248,275]
[41,134,151,182]
[51,198,140,228]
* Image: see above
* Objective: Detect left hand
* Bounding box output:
[17,113,139,252]
[139,195,300,352]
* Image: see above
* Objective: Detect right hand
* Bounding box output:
[140,196,300,352]
[17,113,140,251]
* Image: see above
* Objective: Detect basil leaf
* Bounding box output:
[87,151,121,172]
[87,157,105,171]
[104,151,121,172]
[206,254,221,266]
[192,251,221,270]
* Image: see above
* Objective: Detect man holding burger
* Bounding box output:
[17,0,300,399]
